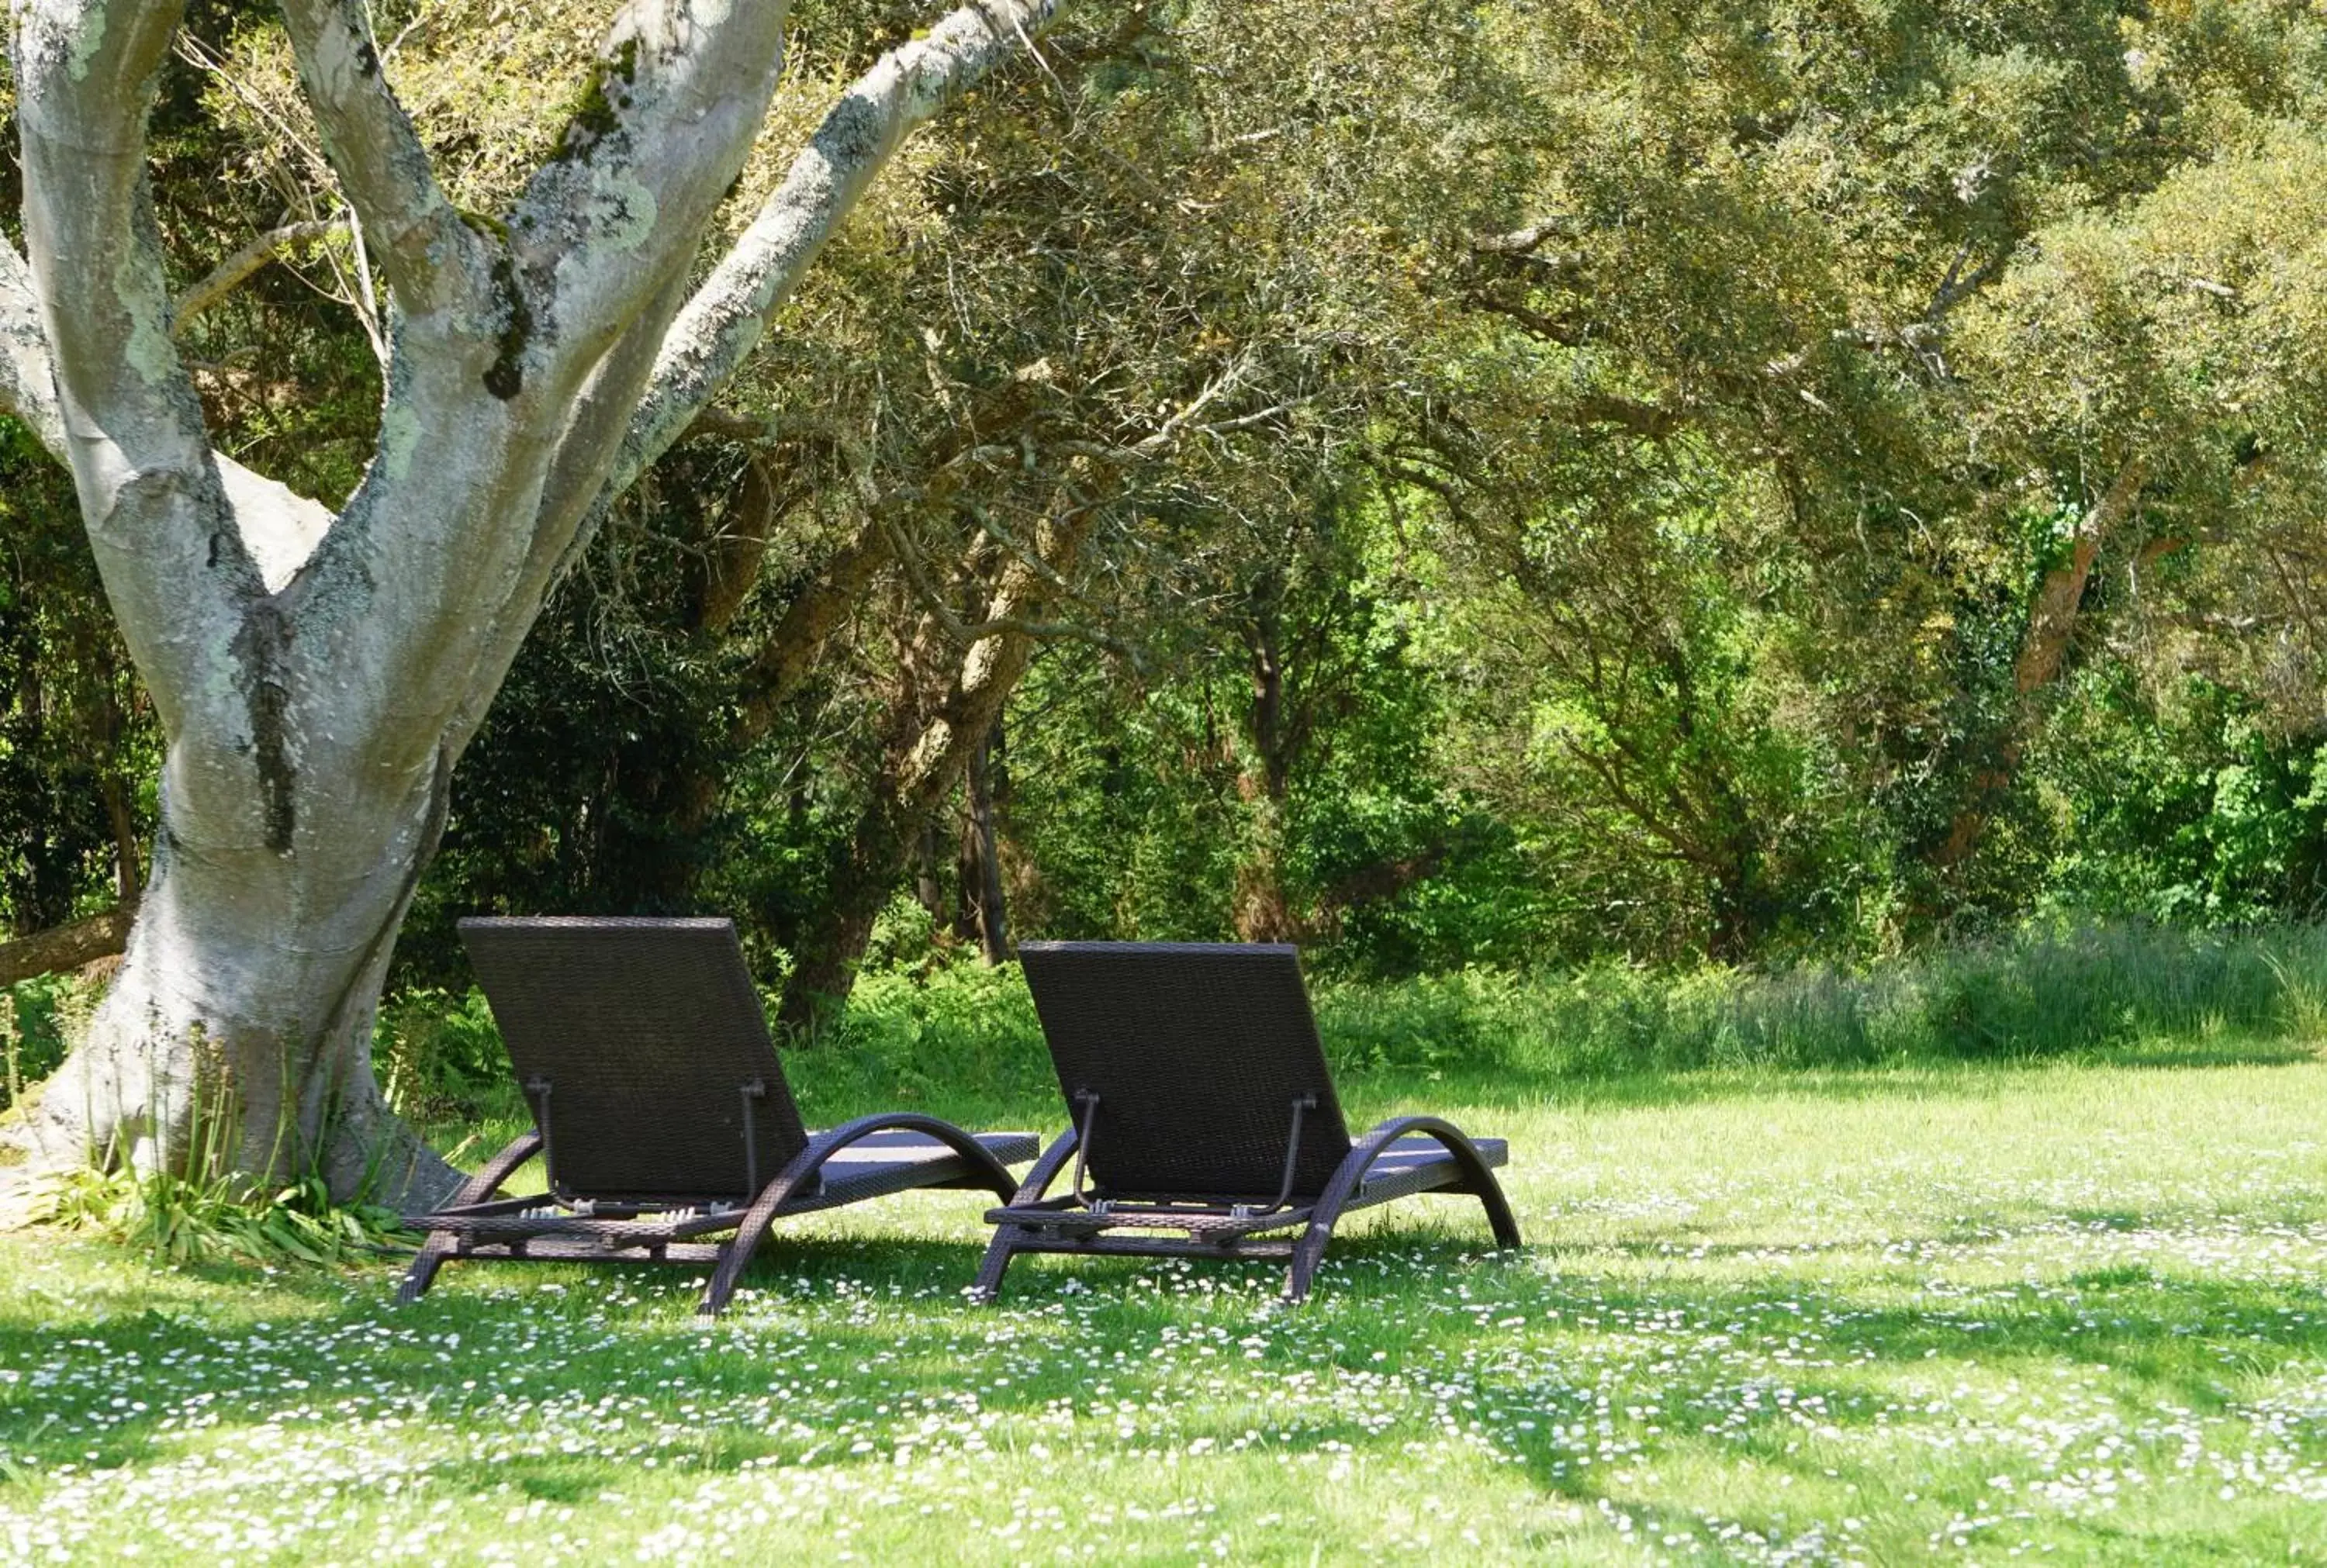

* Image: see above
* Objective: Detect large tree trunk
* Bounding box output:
[9,737,455,1205]
[1704,844,1769,965]
[1229,614,1301,944]
[956,723,1010,965]
[1230,796,1300,944]
[777,506,1093,1034]
[778,792,925,1041]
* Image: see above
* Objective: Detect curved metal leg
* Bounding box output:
[396,1131,545,1305]
[1284,1116,1520,1304]
[696,1113,1025,1318]
[970,1128,1079,1304]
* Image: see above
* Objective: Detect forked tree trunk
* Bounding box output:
[779,800,922,1041]
[777,509,1092,1035]
[1230,796,1301,944]
[0,0,1063,1209]
[1705,844,1769,965]
[1229,616,1300,944]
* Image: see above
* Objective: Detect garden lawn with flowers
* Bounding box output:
[5,947,2327,1564]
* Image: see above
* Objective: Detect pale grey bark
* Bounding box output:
[0,243,66,458]
[611,0,1066,499]
[0,0,1066,1211]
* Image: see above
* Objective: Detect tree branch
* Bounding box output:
[0,241,66,461]
[172,219,347,337]
[278,0,489,321]
[1572,394,1682,440]
[1464,288,1590,346]
[734,522,898,746]
[509,1,792,353]
[438,268,700,755]
[15,0,256,720]
[2,232,334,589]
[2014,458,2149,693]
[612,0,1067,501]
[1920,236,2007,326]
[0,909,133,989]
[897,495,1095,803]
[1471,217,1578,256]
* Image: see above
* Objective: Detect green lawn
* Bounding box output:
[5,1046,2327,1563]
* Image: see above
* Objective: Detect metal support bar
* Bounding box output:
[524,1076,556,1194]
[1067,1090,1102,1209]
[739,1078,767,1197]
[1235,1093,1317,1220]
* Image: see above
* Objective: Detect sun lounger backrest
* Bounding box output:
[1019,941,1354,1201]
[459,917,809,1201]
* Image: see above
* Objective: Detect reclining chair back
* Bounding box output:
[1018,941,1354,1203]
[459,917,810,1203]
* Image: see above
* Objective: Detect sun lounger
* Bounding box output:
[973,941,1519,1303]
[399,917,1036,1317]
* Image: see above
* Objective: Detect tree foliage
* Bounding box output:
[8,0,2327,1053]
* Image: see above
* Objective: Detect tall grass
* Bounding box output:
[366,921,2327,1135]
[2,981,418,1263]
[807,923,2327,1103]
[34,1072,414,1267]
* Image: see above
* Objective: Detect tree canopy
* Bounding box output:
[5,0,2327,1182]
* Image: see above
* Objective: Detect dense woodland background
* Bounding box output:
[8,0,2327,1048]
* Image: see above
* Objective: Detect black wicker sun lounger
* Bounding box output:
[399,917,1038,1318]
[973,941,1520,1304]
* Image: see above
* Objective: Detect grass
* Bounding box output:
[362,921,2327,1151]
[828,920,2327,1101]
[5,1008,2327,1563]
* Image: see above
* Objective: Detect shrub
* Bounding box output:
[375,986,508,1121]
[33,1073,414,1267]
[0,971,102,1118]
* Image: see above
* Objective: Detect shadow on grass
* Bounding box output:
[5,1214,2325,1494]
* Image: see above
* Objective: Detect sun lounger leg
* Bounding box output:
[970,1128,1079,1304]
[972,1225,1026,1301]
[396,1243,450,1306]
[699,1185,790,1319]
[396,1131,545,1305]
[1284,1116,1521,1304]
[1470,1165,1523,1250]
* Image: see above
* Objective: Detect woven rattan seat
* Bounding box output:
[398,917,1035,1317]
[973,942,1520,1303]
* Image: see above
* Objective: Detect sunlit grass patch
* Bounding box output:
[4,1048,2326,1563]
